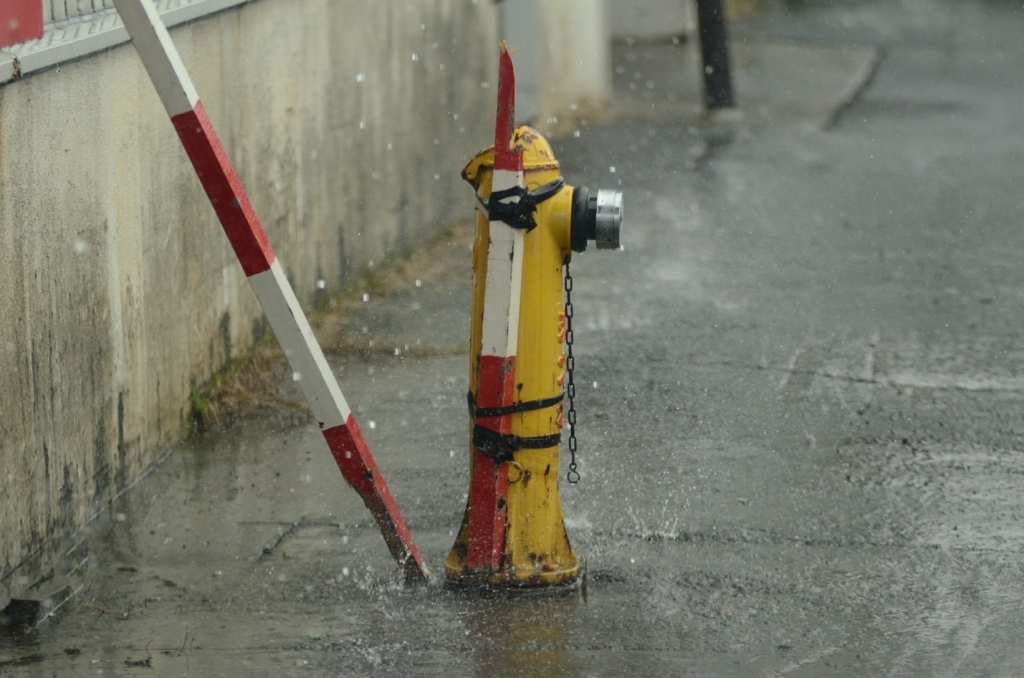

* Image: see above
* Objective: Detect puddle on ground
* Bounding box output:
[8,351,1014,678]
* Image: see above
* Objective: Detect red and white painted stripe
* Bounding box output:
[0,0,44,49]
[466,45,525,570]
[112,0,427,579]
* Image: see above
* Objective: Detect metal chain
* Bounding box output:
[564,258,580,484]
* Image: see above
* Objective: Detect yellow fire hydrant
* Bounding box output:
[446,45,623,588]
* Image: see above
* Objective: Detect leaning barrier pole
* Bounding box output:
[111,0,428,581]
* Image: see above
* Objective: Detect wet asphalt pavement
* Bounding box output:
[6,1,1024,675]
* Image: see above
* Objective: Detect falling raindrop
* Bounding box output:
[292,372,302,382]
[362,293,370,302]
[369,421,377,429]
[73,239,90,254]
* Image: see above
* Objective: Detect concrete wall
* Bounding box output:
[535,0,612,130]
[609,0,696,41]
[494,0,612,134]
[0,0,498,608]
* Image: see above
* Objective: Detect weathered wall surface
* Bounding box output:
[535,0,612,133]
[0,0,497,607]
[492,0,612,132]
[608,0,696,40]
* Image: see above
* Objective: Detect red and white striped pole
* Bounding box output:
[0,0,43,48]
[111,0,428,580]
[466,45,525,570]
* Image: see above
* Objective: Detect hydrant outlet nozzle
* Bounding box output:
[571,187,624,252]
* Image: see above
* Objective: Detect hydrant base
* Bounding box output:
[443,561,580,589]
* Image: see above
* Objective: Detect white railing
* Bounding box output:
[42,0,240,25]
[2,0,252,86]
[44,0,117,24]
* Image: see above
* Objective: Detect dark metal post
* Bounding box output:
[695,0,735,110]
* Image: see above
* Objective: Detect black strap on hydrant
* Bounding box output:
[472,426,563,465]
[468,391,565,464]
[477,177,565,232]
[467,391,564,418]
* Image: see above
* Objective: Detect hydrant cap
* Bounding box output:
[462,126,560,189]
